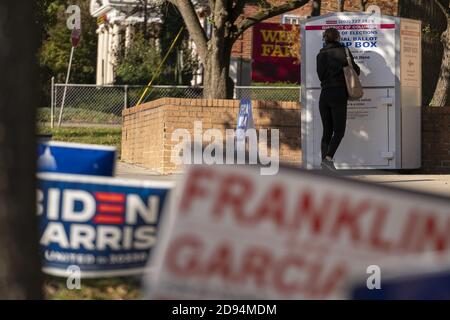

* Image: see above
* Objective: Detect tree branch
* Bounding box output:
[435,0,450,19]
[171,0,208,63]
[234,0,309,38]
[214,0,230,28]
[116,1,160,19]
[230,0,246,24]
[209,0,216,12]
[360,0,368,12]
[338,0,345,12]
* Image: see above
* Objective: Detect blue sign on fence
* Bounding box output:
[37,141,116,177]
[236,99,254,142]
[37,173,174,277]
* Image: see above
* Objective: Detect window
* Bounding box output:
[282,14,303,25]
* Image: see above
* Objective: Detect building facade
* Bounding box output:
[232,0,399,85]
[89,0,209,86]
[90,0,399,86]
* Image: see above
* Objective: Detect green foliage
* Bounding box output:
[422,23,442,41]
[115,3,198,86]
[115,32,163,85]
[39,0,97,84]
[38,0,67,31]
[38,0,199,103]
[159,3,199,85]
[44,276,140,300]
[172,41,200,85]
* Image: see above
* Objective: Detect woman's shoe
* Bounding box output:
[321,158,337,171]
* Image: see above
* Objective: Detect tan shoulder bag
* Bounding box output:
[343,47,364,100]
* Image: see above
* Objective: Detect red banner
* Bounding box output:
[252,23,300,84]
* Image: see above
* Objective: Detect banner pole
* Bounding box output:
[136,26,184,107]
[58,46,75,127]
[50,76,55,129]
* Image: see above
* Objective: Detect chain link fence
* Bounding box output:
[235,86,300,102]
[39,82,300,127]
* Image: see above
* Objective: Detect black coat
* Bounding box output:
[316,41,361,89]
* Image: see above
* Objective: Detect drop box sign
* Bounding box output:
[304,13,397,88]
[37,173,173,277]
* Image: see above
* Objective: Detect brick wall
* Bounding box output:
[422,107,450,173]
[321,0,398,14]
[232,0,399,61]
[122,99,450,174]
[122,98,301,174]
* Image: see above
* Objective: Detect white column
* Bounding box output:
[103,28,109,84]
[107,25,116,84]
[111,23,121,81]
[103,26,110,84]
[95,28,103,84]
[125,23,134,50]
[96,27,104,85]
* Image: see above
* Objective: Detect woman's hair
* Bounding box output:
[323,28,341,44]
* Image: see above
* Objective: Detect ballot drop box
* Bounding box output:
[301,13,422,169]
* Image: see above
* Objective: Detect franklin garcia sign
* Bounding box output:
[37,173,173,277]
[145,164,450,299]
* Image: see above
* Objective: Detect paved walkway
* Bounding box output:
[116,162,450,198]
[347,173,450,197]
[116,162,181,181]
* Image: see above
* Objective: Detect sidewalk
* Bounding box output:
[116,162,181,181]
[347,173,450,197]
[116,162,450,197]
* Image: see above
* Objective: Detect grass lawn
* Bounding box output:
[37,108,121,124]
[44,277,142,300]
[38,126,122,157]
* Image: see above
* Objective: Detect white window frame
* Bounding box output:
[282,14,303,25]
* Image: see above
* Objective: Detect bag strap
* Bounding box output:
[344,47,353,66]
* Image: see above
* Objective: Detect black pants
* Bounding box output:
[319,87,348,160]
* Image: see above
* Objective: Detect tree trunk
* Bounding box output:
[203,45,232,99]
[202,4,233,100]
[0,1,43,299]
[430,24,450,106]
[173,0,310,99]
[312,0,321,16]
[338,0,345,12]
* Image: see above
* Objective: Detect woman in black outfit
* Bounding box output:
[316,28,360,171]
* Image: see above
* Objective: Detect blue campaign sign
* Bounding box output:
[37,173,174,277]
[236,99,255,142]
[37,141,116,177]
[351,271,450,300]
